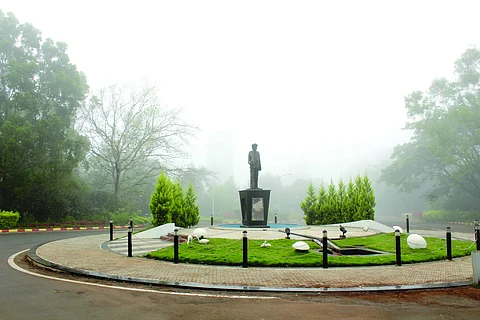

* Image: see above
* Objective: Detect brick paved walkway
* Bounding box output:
[34,234,474,290]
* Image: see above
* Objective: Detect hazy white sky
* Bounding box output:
[2,0,480,186]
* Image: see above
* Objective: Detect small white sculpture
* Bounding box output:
[198,238,210,244]
[363,226,369,232]
[407,234,427,249]
[292,241,310,251]
[261,240,271,247]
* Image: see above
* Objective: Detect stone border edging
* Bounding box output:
[26,240,473,293]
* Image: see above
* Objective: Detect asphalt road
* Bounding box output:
[2,227,480,320]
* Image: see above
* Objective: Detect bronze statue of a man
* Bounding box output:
[248,143,261,189]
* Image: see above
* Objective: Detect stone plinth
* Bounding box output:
[238,189,271,228]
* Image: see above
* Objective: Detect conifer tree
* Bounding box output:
[150,171,174,226]
[301,182,317,225]
[362,174,376,220]
[337,179,347,222]
[345,178,357,222]
[324,180,339,224]
[183,182,200,227]
[353,174,364,220]
[315,183,327,225]
[170,181,186,227]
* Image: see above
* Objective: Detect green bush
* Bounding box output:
[423,210,479,223]
[0,210,20,229]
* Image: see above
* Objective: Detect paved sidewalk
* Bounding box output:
[29,225,475,292]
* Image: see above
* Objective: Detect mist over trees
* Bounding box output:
[77,83,198,206]
[381,47,480,215]
[0,12,206,225]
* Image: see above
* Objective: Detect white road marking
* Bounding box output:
[8,249,278,300]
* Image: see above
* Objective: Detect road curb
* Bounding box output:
[26,241,473,293]
[1,225,143,234]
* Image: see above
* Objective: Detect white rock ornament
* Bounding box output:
[407,234,427,249]
[292,241,310,251]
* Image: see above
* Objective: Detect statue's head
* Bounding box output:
[252,143,258,150]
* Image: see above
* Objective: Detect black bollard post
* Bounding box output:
[129,217,133,229]
[210,213,213,226]
[395,229,401,266]
[173,228,179,264]
[275,213,277,224]
[475,223,480,251]
[109,219,113,241]
[406,214,410,233]
[446,226,452,261]
[127,225,133,257]
[242,231,248,268]
[322,230,328,269]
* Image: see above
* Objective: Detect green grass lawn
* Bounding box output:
[145,233,476,267]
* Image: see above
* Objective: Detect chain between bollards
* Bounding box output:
[109,219,113,241]
[322,230,328,269]
[395,229,401,266]
[446,226,452,261]
[242,231,248,268]
[173,228,179,264]
[127,225,133,257]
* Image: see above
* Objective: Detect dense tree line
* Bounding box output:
[301,174,375,225]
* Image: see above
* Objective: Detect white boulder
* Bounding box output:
[407,234,427,249]
[292,241,310,251]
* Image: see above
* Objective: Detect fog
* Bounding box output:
[3,0,480,188]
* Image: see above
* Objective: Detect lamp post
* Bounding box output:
[322,230,328,268]
[395,229,401,266]
[446,226,452,261]
[109,219,113,241]
[174,228,179,264]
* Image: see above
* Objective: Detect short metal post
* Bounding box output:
[173,228,179,264]
[127,226,133,257]
[395,229,401,266]
[275,213,277,224]
[474,220,478,233]
[405,214,410,233]
[446,226,452,261]
[109,219,113,241]
[129,217,133,229]
[210,213,213,226]
[322,230,328,269]
[285,227,290,239]
[475,223,480,251]
[242,231,248,268]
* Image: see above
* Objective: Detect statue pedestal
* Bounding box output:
[239,189,271,228]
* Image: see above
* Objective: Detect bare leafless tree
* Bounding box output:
[78,82,198,198]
